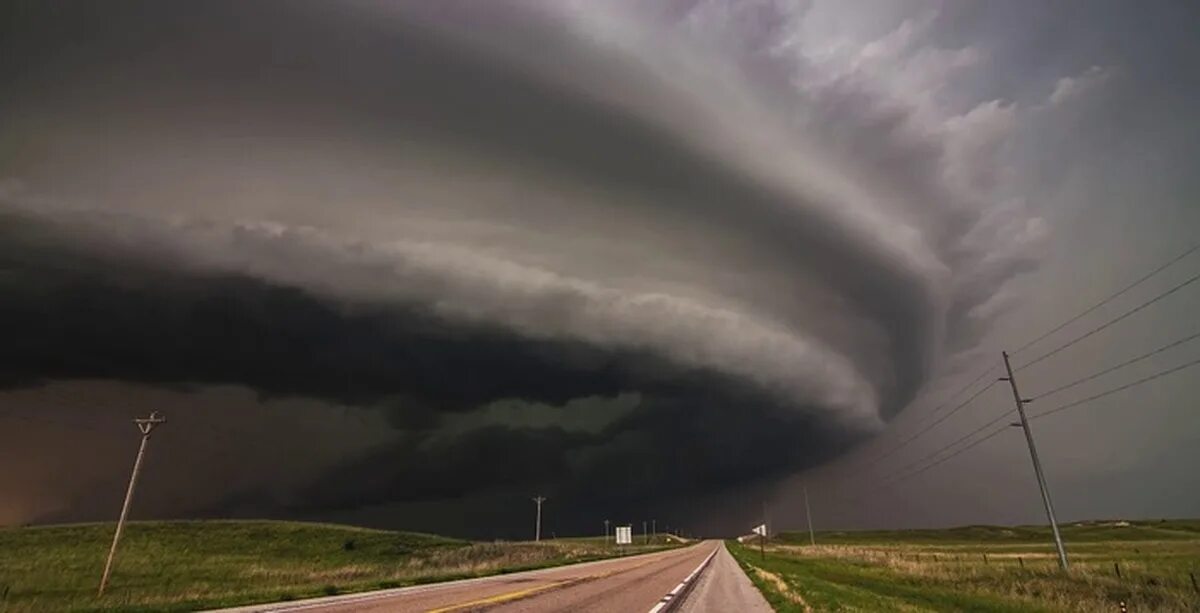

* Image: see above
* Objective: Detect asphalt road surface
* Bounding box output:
[215,540,768,612]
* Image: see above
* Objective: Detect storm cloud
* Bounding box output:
[0,0,1112,534]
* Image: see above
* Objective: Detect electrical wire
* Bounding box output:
[890,425,1012,485]
[882,406,1016,483]
[1011,241,1200,355]
[1029,331,1200,401]
[1029,356,1200,421]
[873,251,1200,466]
[1016,271,1200,372]
[868,379,999,466]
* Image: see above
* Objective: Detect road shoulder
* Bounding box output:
[677,542,773,612]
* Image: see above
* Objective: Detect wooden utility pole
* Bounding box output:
[532,496,546,542]
[760,500,767,560]
[804,485,816,546]
[99,411,166,597]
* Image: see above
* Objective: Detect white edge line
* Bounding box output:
[646,544,720,613]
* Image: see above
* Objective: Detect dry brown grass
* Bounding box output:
[750,565,812,612]
[759,540,1200,612]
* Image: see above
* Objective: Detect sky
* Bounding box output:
[1,0,1198,538]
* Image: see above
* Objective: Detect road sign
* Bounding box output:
[752,523,767,536]
[615,525,632,545]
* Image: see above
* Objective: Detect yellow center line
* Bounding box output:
[426,549,692,612]
[426,580,572,613]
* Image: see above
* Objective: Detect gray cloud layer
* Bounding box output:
[0,0,1128,533]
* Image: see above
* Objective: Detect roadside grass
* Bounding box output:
[780,519,1200,546]
[0,520,680,612]
[729,520,1200,612]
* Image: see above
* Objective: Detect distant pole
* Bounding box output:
[643,520,648,544]
[98,411,166,597]
[532,496,546,542]
[604,519,610,543]
[760,500,767,560]
[652,519,656,539]
[803,485,816,546]
[1001,351,1068,570]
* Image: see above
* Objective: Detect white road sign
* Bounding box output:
[615,525,633,545]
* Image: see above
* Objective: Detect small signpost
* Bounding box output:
[752,523,767,560]
[615,525,632,555]
[615,525,633,545]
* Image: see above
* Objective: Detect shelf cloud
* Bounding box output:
[1,0,1116,533]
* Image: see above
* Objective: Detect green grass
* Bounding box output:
[0,520,681,612]
[731,520,1200,612]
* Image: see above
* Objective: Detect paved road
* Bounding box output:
[678,542,773,613]
[217,541,724,612]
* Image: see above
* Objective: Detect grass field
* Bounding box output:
[0,520,680,612]
[728,519,1200,612]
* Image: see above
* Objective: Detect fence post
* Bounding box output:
[1114,562,1122,579]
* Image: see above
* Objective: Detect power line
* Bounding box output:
[890,424,1011,485]
[844,247,1200,508]
[863,359,1200,514]
[838,362,999,471]
[869,379,999,466]
[883,406,1015,483]
[1016,271,1200,372]
[1029,331,1200,401]
[905,244,1199,424]
[1012,241,1200,355]
[892,354,1200,480]
[877,253,1200,459]
[810,246,1200,498]
[1029,356,1200,422]
[851,352,1200,500]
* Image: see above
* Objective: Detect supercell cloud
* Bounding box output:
[0,1,1081,533]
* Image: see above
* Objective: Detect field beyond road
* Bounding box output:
[0,520,680,612]
[728,519,1200,612]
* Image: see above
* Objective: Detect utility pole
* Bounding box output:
[1001,351,1068,570]
[651,519,656,540]
[99,411,166,597]
[532,496,546,542]
[604,519,610,543]
[760,500,767,560]
[643,520,648,544]
[803,485,815,546]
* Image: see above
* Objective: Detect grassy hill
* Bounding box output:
[0,520,680,612]
[776,518,1200,545]
[734,519,1200,612]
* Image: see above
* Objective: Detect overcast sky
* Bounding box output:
[1,0,1198,538]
